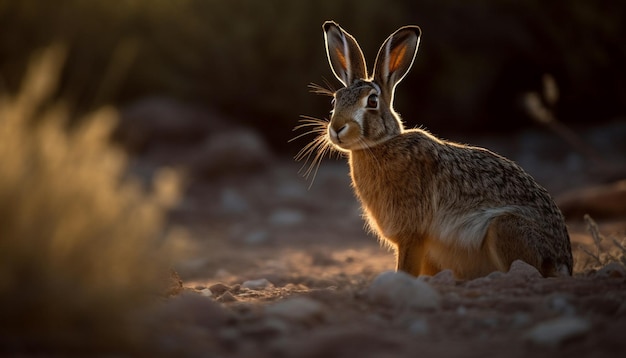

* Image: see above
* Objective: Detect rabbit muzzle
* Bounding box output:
[328,115,362,150]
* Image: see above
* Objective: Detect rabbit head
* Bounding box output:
[323,21,421,151]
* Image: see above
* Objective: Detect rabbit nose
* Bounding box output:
[328,124,348,143]
[335,124,348,135]
[329,123,348,142]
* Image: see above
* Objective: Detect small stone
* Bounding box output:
[220,188,249,214]
[367,271,441,310]
[507,260,542,279]
[486,270,505,279]
[194,128,273,178]
[244,230,270,245]
[511,313,531,328]
[263,317,291,334]
[269,209,304,226]
[596,262,626,278]
[217,291,238,303]
[242,278,274,290]
[266,297,326,324]
[408,319,429,335]
[547,295,576,316]
[430,269,456,285]
[480,317,499,328]
[524,317,591,346]
[275,181,306,199]
[209,283,231,296]
[199,288,213,297]
[159,292,232,329]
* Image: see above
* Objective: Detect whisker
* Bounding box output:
[291,112,335,187]
[291,124,326,134]
[289,129,325,143]
[294,139,321,162]
[292,121,327,129]
[299,137,328,178]
[304,141,329,177]
[294,131,325,155]
[306,145,330,188]
[299,114,330,123]
[308,82,334,97]
[322,77,337,93]
[296,136,326,169]
[290,116,328,142]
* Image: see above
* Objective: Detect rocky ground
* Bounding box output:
[119,99,626,357]
[151,159,625,358]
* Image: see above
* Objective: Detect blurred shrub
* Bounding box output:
[0,0,624,151]
[0,45,180,353]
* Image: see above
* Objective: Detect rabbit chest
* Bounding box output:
[348,138,516,250]
[348,146,437,244]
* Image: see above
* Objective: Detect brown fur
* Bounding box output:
[316,21,573,279]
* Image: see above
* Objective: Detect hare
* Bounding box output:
[300,21,573,279]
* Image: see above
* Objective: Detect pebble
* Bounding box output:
[408,319,429,335]
[507,260,542,279]
[196,128,273,178]
[511,312,531,328]
[217,291,238,303]
[220,188,249,214]
[367,271,441,310]
[485,270,505,279]
[547,294,576,316]
[265,297,326,324]
[430,269,456,285]
[160,292,232,329]
[269,209,305,226]
[242,278,274,290]
[244,230,270,245]
[275,181,306,199]
[524,316,591,346]
[209,283,231,296]
[255,317,290,335]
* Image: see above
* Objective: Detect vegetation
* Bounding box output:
[0,45,180,353]
[579,215,626,270]
[1,1,624,149]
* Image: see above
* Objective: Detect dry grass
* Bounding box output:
[0,45,181,354]
[578,215,626,270]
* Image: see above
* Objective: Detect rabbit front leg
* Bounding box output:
[395,237,439,276]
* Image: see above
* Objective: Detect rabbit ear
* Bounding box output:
[373,26,421,95]
[323,21,368,87]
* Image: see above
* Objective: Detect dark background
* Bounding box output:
[1,0,624,152]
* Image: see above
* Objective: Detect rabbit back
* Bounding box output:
[350,129,573,278]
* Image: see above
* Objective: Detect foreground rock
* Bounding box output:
[524,316,591,346]
[266,297,327,324]
[367,271,441,310]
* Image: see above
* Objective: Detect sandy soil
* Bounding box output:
[157,160,626,358]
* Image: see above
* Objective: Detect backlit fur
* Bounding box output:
[302,21,573,279]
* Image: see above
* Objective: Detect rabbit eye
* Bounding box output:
[366,94,378,108]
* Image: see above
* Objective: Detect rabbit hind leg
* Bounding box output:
[483,214,558,277]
